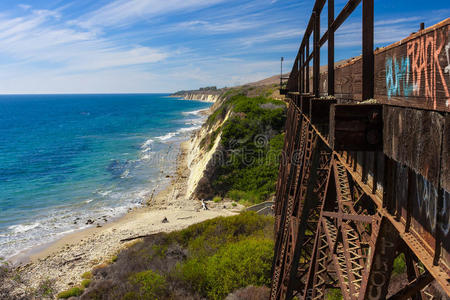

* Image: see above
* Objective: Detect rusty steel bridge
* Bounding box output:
[270,0,449,299]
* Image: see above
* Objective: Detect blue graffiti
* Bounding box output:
[385,57,413,99]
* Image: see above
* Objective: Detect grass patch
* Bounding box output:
[180,237,273,300]
[81,271,92,279]
[213,196,222,203]
[81,279,92,289]
[57,287,83,298]
[127,270,167,299]
[169,212,273,257]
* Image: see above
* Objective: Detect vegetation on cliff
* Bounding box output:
[196,91,286,205]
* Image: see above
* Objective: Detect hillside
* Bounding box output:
[189,89,286,204]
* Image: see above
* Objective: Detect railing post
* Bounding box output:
[306,37,310,94]
[362,0,374,100]
[328,0,335,96]
[300,49,304,94]
[313,10,320,98]
[297,54,301,93]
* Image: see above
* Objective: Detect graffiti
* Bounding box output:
[367,235,396,300]
[445,43,450,107]
[407,30,450,109]
[445,43,450,79]
[385,56,413,99]
[416,173,438,233]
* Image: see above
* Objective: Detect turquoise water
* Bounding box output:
[0,94,211,259]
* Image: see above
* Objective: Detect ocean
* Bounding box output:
[0,94,211,259]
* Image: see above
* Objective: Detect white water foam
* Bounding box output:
[182,109,205,116]
[156,125,202,141]
[141,138,153,150]
[139,138,154,160]
[96,190,112,197]
[156,132,177,141]
[120,169,130,178]
[8,223,41,234]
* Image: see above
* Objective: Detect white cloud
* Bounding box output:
[333,17,423,48]
[238,29,304,48]
[18,4,31,11]
[0,8,168,74]
[374,17,421,26]
[2,0,442,94]
[175,19,260,33]
[73,0,226,29]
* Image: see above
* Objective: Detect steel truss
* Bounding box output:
[270,103,447,299]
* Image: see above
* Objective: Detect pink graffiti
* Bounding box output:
[407,30,450,109]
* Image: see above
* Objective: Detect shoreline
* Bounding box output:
[8,106,241,296]
[7,104,208,264]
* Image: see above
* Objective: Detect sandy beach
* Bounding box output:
[8,110,241,296]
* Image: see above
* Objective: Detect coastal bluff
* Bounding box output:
[171,74,289,104]
[171,86,221,102]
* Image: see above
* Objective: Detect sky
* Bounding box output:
[0,0,448,94]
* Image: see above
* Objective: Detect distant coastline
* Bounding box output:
[170,86,223,103]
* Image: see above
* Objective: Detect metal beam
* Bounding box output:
[322,211,373,223]
[313,11,320,98]
[387,272,434,300]
[362,0,374,100]
[328,0,335,96]
[306,40,310,93]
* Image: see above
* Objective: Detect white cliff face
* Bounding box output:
[185,108,230,200]
[180,94,220,103]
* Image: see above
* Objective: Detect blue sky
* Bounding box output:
[0,0,448,93]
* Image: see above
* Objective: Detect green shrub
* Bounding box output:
[181,237,274,299]
[208,128,221,150]
[57,287,83,298]
[35,278,56,298]
[327,288,343,300]
[214,132,285,204]
[170,211,273,258]
[150,244,167,258]
[81,279,91,288]
[213,196,222,203]
[392,253,406,275]
[81,271,92,279]
[128,270,166,299]
[206,107,225,127]
[228,190,261,205]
